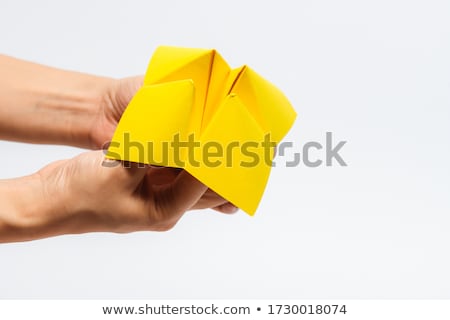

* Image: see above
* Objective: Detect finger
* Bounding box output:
[146,166,181,185]
[212,202,239,214]
[122,161,150,187]
[170,170,208,213]
[103,157,149,189]
[116,75,145,107]
[190,189,229,210]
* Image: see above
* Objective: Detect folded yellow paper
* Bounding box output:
[106,46,296,215]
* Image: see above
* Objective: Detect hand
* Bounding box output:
[40,150,238,232]
[0,151,237,242]
[90,76,144,150]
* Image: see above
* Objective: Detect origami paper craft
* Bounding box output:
[106,46,296,215]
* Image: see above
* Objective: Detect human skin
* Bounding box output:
[0,55,237,243]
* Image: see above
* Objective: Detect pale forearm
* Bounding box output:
[0,55,115,149]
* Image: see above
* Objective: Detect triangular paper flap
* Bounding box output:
[230,67,297,143]
[106,80,194,166]
[187,95,273,215]
[201,51,231,132]
[144,46,212,85]
[146,48,215,136]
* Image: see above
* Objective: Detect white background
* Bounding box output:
[0,0,449,298]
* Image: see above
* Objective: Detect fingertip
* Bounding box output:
[213,202,239,214]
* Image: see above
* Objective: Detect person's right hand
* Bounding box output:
[1,150,237,242]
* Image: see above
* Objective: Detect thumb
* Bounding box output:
[102,157,149,189]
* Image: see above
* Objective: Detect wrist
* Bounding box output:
[0,55,117,149]
[0,174,57,242]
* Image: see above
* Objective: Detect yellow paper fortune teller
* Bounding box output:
[106,46,297,215]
